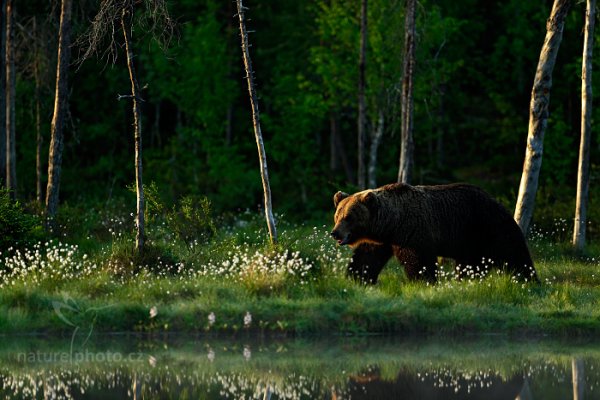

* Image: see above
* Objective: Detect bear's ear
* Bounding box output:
[333,191,349,208]
[361,191,378,209]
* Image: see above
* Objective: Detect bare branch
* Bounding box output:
[75,0,175,68]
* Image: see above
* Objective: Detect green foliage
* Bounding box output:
[167,195,217,248]
[0,191,44,253]
[107,238,179,277]
[8,0,600,233]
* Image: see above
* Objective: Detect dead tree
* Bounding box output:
[236,0,277,245]
[46,0,73,222]
[573,0,594,251]
[120,4,145,254]
[398,0,416,184]
[514,0,570,234]
[77,0,173,254]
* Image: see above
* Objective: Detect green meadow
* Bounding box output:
[1,200,599,337]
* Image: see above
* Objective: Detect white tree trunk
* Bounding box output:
[572,358,584,400]
[398,0,416,184]
[514,0,570,234]
[121,5,145,254]
[236,0,277,245]
[573,0,594,250]
[368,110,384,188]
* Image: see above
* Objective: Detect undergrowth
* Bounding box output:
[0,196,599,335]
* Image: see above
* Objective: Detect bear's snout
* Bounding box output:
[330,228,350,245]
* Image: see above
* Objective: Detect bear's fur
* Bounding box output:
[331,183,538,284]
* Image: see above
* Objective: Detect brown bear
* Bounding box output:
[331,183,538,284]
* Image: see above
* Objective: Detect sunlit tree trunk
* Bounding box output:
[5,0,15,198]
[573,0,594,251]
[121,4,145,254]
[398,0,416,184]
[514,0,570,234]
[357,0,367,189]
[572,358,584,400]
[368,109,384,188]
[236,0,277,245]
[46,0,72,221]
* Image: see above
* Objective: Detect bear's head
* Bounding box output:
[331,190,379,247]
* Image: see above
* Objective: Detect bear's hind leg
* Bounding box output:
[347,244,393,284]
[393,247,437,283]
[503,254,539,283]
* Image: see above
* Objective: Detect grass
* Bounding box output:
[1,206,600,336]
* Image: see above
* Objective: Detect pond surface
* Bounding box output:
[1,334,600,399]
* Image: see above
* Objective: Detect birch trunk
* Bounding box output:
[46,0,72,220]
[573,0,594,250]
[357,0,367,190]
[514,0,570,234]
[5,0,15,198]
[121,5,145,254]
[398,0,416,184]
[236,0,277,245]
[572,358,584,400]
[368,109,384,188]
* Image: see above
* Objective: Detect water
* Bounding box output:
[1,335,600,399]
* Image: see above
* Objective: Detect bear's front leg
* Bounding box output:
[347,243,393,284]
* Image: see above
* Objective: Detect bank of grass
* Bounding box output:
[1,210,599,336]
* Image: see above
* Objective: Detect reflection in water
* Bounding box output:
[347,366,527,399]
[0,336,599,399]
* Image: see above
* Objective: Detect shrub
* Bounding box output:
[0,190,44,253]
[106,238,181,277]
[167,195,217,249]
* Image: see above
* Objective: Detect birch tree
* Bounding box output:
[5,0,15,198]
[121,2,145,253]
[397,0,416,184]
[46,0,73,223]
[367,110,384,188]
[357,0,368,190]
[514,0,570,234]
[78,0,174,254]
[572,0,594,251]
[236,0,277,245]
